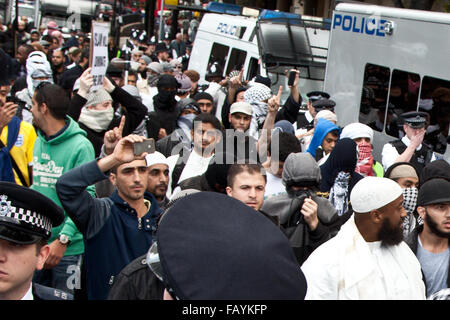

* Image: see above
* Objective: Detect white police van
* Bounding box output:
[188,9,330,101]
[324,2,450,162]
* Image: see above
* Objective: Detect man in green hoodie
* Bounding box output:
[29,82,95,295]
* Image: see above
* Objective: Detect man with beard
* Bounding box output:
[301,176,426,299]
[51,49,66,85]
[145,151,170,209]
[406,178,450,298]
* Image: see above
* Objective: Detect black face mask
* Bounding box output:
[156,89,177,105]
[287,188,310,199]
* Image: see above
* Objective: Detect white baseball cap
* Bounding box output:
[230,101,253,116]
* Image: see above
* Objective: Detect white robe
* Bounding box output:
[301,216,426,300]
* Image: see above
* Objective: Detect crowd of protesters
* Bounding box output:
[0,10,449,301]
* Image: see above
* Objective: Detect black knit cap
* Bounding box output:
[419,159,450,187]
[0,182,64,244]
[156,191,307,299]
[417,178,450,206]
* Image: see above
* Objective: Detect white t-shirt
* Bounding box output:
[167,150,213,198]
[264,172,286,200]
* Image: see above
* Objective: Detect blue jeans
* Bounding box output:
[33,254,83,295]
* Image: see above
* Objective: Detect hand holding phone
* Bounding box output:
[288,70,297,86]
[133,138,156,156]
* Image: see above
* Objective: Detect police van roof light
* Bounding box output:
[259,9,301,21]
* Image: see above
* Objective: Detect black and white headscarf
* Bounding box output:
[329,171,350,216]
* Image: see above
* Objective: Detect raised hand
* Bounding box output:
[78,67,93,98]
[103,74,116,93]
[0,102,18,130]
[267,85,283,113]
[112,134,148,164]
[229,68,244,88]
[301,197,319,231]
[104,116,125,155]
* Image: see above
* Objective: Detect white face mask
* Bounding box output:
[78,107,114,132]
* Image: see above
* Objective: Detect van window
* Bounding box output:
[421,76,450,154]
[226,48,247,76]
[388,69,420,115]
[247,57,259,81]
[207,43,229,77]
[359,63,394,135]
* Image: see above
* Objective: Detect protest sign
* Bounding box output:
[89,22,110,91]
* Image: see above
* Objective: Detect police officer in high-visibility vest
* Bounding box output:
[382,111,436,175]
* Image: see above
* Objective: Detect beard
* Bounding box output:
[379,217,404,247]
[425,210,450,239]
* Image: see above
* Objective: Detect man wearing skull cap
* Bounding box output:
[302,176,426,299]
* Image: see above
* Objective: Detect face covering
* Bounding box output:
[148,74,159,87]
[78,107,114,132]
[402,187,419,238]
[402,187,418,215]
[355,141,374,177]
[177,113,196,141]
[156,89,177,106]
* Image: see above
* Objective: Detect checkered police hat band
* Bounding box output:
[0,196,52,236]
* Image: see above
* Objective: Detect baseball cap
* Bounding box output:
[230,101,253,116]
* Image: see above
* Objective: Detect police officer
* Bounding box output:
[382,111,436,175]
[296,91,331,130]
[0,182,73,300]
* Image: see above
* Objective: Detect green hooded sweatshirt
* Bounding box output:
[31,116,95,256]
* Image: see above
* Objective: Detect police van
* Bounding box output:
[188,9,330,101]
[324,2,450,162]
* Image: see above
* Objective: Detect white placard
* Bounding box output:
[90,22,110,91]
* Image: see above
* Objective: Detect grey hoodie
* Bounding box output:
[261,152,340,265]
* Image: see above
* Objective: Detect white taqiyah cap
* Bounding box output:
[340,122,374,142]
[145,151,168,167]
[350,177,402,213]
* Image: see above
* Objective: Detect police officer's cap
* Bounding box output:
[312,98,336,111]
[0,182,64,245]
[307,91,330,102]
[401,111,428,129]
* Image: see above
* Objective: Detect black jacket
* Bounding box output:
[405,224,450,292]
[107,254,165,300]
[68,86,147,156]
[32,283,73,300]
